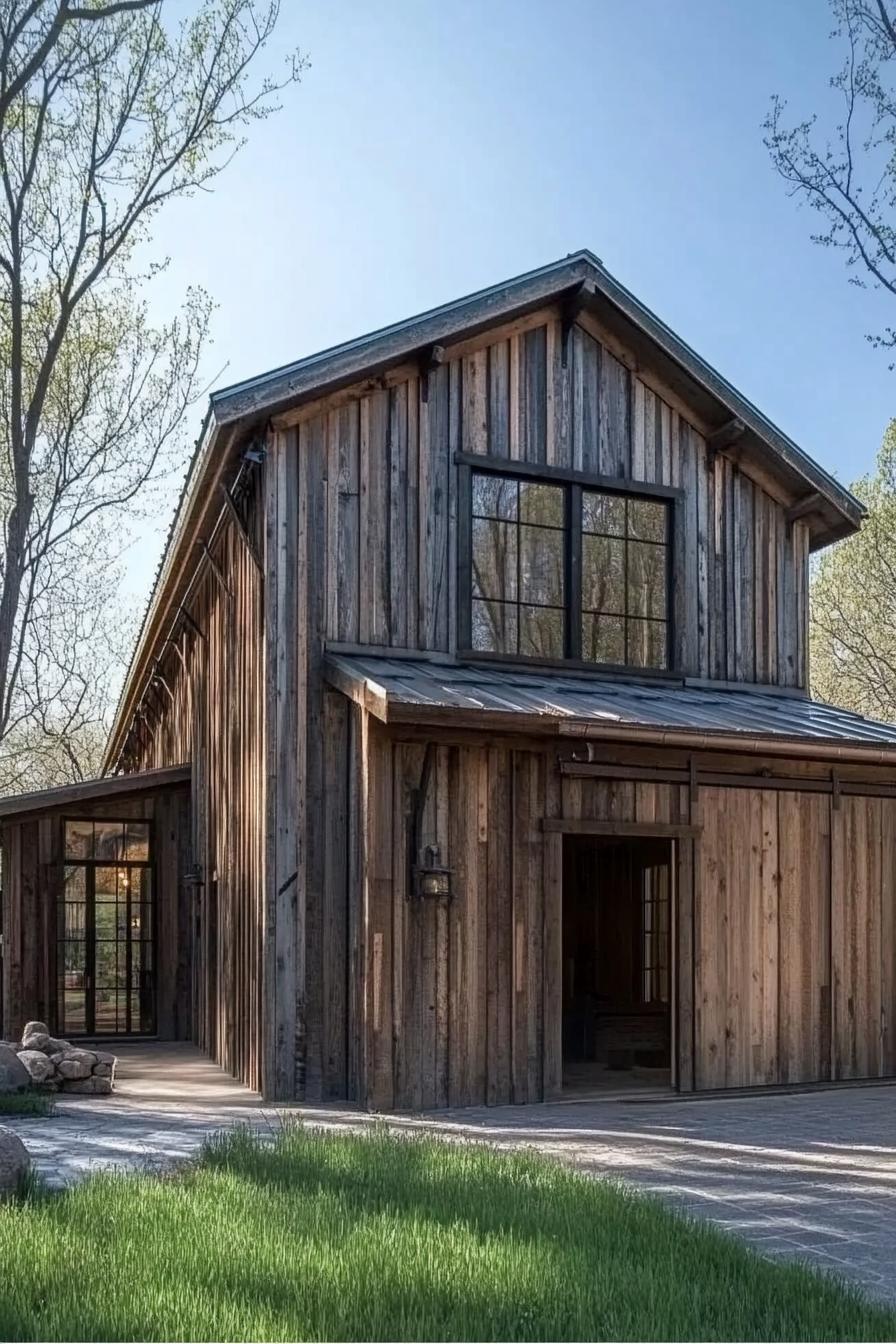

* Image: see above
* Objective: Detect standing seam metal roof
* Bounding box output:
[325,655,896,748]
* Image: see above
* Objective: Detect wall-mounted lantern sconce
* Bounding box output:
[413,843,453,901]
[406,745,455,902]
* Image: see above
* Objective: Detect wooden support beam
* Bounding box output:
[178,604,207,644]
[219,484,264,575]
[152,660,176,705]
[196,540,233,598]
[785,491,824,525]
[706,417,746,462]
[419,343,445,403]
[561,281,591,368]
[164,635,188,675]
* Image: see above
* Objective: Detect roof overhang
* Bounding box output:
[324,654,896,769]
[0,763,191,824]
[104,250,866,770]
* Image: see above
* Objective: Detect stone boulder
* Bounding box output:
[16,1049,55,1086]
[21,1021,47,1038]
[0,1127,29,1194]
[0,1045,30,1094]
[56,1050,94,1081]
[63,1076,112,1095]
[21,1032,51,1053]
[11,1032,116,1096]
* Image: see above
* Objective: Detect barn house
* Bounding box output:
[3,249,896,1108]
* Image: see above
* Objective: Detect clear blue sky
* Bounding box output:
[127,0,894,600]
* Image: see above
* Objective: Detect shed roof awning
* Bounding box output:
[325,655,896,764]
[0,764,191,822]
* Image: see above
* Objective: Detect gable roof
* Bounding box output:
[104,250,865,771]
[209,249,863,543]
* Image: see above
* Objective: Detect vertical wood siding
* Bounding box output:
[334,727,896,1108]
[310,312,808,685]
[118,474,266,1094]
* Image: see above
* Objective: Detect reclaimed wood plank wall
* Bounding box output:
[300,308,809,686]
[340,722,896,1107]
[118,476,265,1093]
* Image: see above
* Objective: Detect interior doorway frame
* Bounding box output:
[542,817,699,1101]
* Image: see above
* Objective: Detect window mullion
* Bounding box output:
[568,484,582,660]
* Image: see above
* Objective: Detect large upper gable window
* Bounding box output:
[467,467,671,670]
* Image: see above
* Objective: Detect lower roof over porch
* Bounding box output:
[324,652,896,766]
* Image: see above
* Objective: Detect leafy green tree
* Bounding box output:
[811,422,896,719]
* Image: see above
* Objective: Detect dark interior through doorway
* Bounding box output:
[562,834,673,1094]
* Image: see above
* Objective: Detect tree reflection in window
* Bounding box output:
[468,469,670,670]
[581,490,668,669]
[471,474,565,657]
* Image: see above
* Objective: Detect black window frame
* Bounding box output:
[456,454,681,675]
[58,815,156,1038]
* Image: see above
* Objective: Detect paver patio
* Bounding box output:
[4,1043,895,1308]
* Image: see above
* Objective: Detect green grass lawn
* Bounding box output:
[0,1091,54,1117]
[0,1124,891,1342]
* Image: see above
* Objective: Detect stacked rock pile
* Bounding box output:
[0,1021,116,1095]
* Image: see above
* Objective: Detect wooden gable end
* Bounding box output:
[276,306,809,689]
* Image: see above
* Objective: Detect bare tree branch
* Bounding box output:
[0,1,304,787]
[765,0,896,355]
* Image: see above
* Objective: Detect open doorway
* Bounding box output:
[562,834,673,1095]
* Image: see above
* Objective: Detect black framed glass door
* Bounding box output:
[59,820,155,1037]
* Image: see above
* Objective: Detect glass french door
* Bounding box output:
[59,820,155,1037]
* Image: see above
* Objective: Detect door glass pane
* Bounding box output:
[57,857,154,1038]
[124,823,150,862]
[63,991,86,1034]
[94,988,118,1034]
[95,933,121,987]
[65,821,94,860]
[94,865,120,900]
[93,822,125,862]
